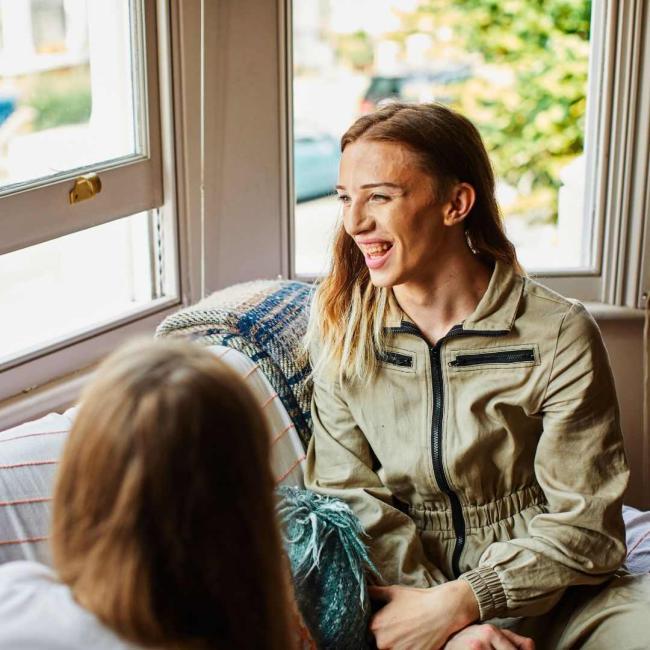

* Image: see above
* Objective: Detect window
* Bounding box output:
[0,211,162,367]
[292,0,594,275]
[0,0,152,199]
[0,0,647,426]
[0,0,181,406]
[290,0,650,309]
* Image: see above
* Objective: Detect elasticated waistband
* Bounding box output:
[408,484,547,533]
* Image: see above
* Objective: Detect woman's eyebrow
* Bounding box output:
[335,182,404,190]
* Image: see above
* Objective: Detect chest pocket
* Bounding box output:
[447,344,539,371]
[377,348,416,373]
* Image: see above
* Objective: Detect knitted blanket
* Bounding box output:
[155,280,314,447]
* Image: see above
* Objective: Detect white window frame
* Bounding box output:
[286,0,650,312]
[0,0,163,255]
[0,0,200,427]
[0,0,291,430]
[546,0,650,309]
[597,0,650,310]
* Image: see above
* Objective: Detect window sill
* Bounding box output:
[0,298,182,431]
[584,302,647,321]
[0,365,91,433]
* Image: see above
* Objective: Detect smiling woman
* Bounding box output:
[304,102,650,650]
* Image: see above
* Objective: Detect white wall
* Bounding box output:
[202,0,289,293]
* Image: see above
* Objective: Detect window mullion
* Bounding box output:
[601,0,648,308]
[627,1,650,309]
[581,0,611,275]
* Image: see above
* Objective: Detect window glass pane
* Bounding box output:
[0,211,163,366]
[0,0,145,194]
[293,0,593,275]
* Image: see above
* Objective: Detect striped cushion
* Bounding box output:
[0,345,306,565]
[0,411,71,564]
[208,345,306,487]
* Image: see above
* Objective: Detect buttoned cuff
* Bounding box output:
[459,566,508,621]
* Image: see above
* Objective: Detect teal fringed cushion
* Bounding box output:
[277,487,379,650]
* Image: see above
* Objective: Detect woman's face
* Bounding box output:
[337,138,460,289]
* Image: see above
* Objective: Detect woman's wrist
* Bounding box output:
[442,580,481,631]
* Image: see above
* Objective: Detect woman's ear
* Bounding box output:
[443,182,475,226]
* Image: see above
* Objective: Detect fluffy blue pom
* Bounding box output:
[277,487,380,650]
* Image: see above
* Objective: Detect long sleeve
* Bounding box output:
[460,302,630,620]
[304,369,447,587]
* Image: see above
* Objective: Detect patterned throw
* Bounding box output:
[155,280,314,447]
[277,487,379,650]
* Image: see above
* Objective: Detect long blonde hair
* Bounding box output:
[51,338,293,650]
[305,103,522,384]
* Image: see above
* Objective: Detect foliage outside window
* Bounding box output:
[293,0,593,275]
[415,0,591,223]
[28,66,91,130]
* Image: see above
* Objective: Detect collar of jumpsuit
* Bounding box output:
[384,259,525,333]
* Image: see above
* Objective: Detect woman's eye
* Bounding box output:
[336,194,351,204]
[370,193,390,202]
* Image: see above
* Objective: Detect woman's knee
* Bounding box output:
[559,574,650,649]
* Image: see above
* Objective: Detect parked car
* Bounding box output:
[294,127,340,203]
[359,65,472,113]
[0,96,16,126]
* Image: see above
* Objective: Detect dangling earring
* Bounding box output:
[465,229,478,254]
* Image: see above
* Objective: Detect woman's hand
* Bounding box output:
[444,625,535,650]
[369,580,480,650]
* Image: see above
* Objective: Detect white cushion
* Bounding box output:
[623,505,650,574]
[0,345,306,565]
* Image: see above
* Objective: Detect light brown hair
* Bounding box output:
[306,102,522,383]
[51,338,293,650]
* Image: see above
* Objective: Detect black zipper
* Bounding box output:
[377,350,414,368]
[387,321,508,578]
[449,348,535,368]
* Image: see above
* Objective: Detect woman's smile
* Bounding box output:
[356,238,394,268]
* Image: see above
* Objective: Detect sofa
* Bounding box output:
[0,280,648,576]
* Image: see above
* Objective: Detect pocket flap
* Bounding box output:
[377,348,415,372]
[448,345,539,369]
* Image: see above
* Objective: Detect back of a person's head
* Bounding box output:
[51,338,292,650]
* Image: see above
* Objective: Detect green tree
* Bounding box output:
[417,0,591,220]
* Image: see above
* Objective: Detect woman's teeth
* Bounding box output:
[365,243,391,258]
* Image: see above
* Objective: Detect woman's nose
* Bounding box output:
[344,199,373,236]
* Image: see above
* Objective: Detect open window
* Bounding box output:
[289,0,650,310]
[0,0,181,406]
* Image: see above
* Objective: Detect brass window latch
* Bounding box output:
[69,174,102,204]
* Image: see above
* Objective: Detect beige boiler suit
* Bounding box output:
[305,261,650,648]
